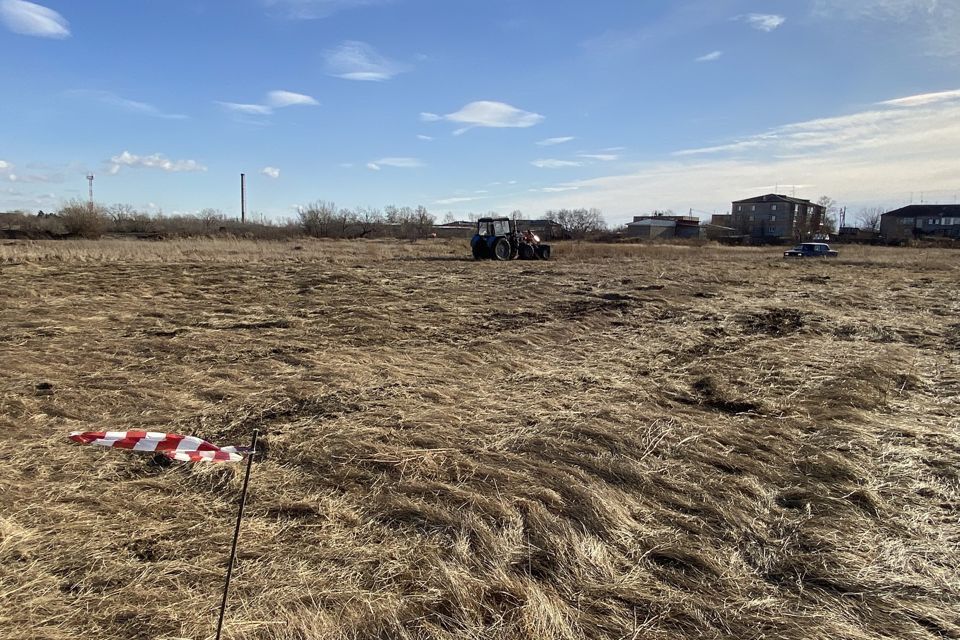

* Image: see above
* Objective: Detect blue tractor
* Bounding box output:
[471,217,552,261]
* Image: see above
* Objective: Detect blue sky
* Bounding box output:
[1,0,958,224]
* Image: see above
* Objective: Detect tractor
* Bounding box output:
[471,217,552,261]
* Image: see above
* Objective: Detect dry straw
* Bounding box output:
[0,239,957,639]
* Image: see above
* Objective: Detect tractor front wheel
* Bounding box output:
[537,245,551,260]
[493,238,512,261]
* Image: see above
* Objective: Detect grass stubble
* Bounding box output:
[0,238,957,639]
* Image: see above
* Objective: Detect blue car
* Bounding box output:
[784,242,839,258]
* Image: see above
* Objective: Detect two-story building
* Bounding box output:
[880,205,960,242]
[731,194,826,242]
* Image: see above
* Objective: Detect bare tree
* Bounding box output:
[354,206,383,237]
[816,196,838,233]
[856,206,884,231]
[298,201,337,237]
[198,208,225,229]
[545,208,607,239]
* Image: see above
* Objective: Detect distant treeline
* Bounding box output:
[1,200,611,240]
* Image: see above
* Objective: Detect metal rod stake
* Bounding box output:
[214,428,259,640]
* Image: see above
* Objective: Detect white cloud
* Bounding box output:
[532,159,584,169]
[510,88,960,220]
[324,41,408,81]
[261,166,281,178]
[434,195,485,205]
[696,50,723,62]
[69,90,187,119]
[882,89,960,107]
[266,90,319,107]
[0,160,10,171]
[0,0,69,38]
[217,90,318,116]
[366,157,423,170]
[108,151,207,173]
[417,134,434,141]
[536,186,580,193]
[424,101,545,135]
[218,102,275,115]
[536,136,575,146]
[741,13,785,31]
[578,153,619,161]
[263,0,390,19]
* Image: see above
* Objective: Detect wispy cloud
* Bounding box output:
[108,151,207,174]
[262,0,391,19]
[68,90,187,119]
[578,153,619,161]
[5,166,65,183]
[881,89,960,107]
[740,13,786,31]
[324,41,408,81]
[695,50,723,62]
[511,88,960,219]
[531,185,580,193]
[813,0,960,56]
[261,166,280,178]
[266,90,319,107]
[417,134,434,141]
[532,159,584,169]
[0,0,69,38]
[434,195,486,205]
[366,157,423,171]
[217,90,319,116]
[219,102,274,115]
[423,101,544,135]
[536,136,575,146]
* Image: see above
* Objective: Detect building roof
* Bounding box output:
[732,193,817,206]
[632,215,698,223]
[882,204,960,218]
[627,219,676,227]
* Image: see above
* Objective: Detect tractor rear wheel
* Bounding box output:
[493,238,512,261]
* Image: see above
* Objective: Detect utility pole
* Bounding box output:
[240,173,246,224]
[87,174,94,211]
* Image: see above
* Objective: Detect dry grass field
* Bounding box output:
[0,238,958,640]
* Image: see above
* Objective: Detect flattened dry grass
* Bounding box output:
[0,239,958,640]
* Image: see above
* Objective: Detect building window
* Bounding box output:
[772,205,777,211]
[770,215,776,222]
[748,215,754,222]
[901,218,913,226]
[751,205,756,211]
[737,205,742,212]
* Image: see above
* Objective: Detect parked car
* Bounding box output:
[784,242,839,258]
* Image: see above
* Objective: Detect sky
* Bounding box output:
[1,0,959,225]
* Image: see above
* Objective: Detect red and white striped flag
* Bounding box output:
[68,431,248,463]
